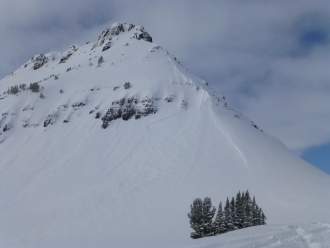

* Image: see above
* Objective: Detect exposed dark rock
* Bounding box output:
[165,95,175,102]
[137,32,152,42]
[44,118,52,127]
[102,42,111,51]
[33,54,48,70]
[59,53,72,64]
[122,106,136,121]
[72,102,86,110]
[3,124,9,132]
[128,24,135,31]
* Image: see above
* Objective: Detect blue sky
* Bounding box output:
[0,0,329,174]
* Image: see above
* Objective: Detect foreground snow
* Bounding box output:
[167,223,330,248]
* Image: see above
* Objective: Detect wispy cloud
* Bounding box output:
[0,0,329,154]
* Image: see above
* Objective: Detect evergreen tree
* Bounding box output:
[213,202,226,235]
[235,191,243,229]
[241,192,246,228]
[224,197,234,231]
[202,197,216,237]
[251,196,259,226]
[30,82,39,92]
[260,208,267,225]
[230,197,238,230]
[98,56,104,66]
[243,190,252,227]
[188,198,204,239]
[188,197,216,239]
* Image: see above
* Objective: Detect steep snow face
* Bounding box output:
[0,22,329,248]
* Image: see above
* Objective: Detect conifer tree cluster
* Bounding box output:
[188,190,266,239]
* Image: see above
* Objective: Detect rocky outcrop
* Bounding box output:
[101,96,157,129]
[33,54,48,70]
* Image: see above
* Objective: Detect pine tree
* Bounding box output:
[224,197,234,231]
[188,198,204,239]
[251,196,259,226]
[241,192,246,228]
[260,208,267,225]
[188,197,216,239]
[235,191,243,229]
[213,202,226,235]
[230,197,238,230]
[202,197,216,237]
[243,190,252,228]
[30,82,39,92]
[98,56,104,66]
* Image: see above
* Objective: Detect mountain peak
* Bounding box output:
[1,21,329,248]
[92,22,152,51]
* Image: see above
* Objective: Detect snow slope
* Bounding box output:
[167,222,330,248]
[0,22,329,247]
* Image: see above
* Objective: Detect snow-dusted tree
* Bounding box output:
[224,197,235,231]
[124,82,131,89]
[39,93,45,99]
[30,82,39,92]
[98,56,104,66]
[213,202,226,235]
[243,190,252,228]
[188,198,204,239]
[202,197,216,237]
[10,85,19,94]
[230,197,238,230]
[251,196,259,226]
[60,89,64,94]
[235,191,243,228]
[188,197,216,239]
[19,84,26,90]
[260,208,267,225]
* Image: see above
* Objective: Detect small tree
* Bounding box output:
[202,197,216,237]
[10,85,19,94]
[224,197,234,231]
[39,93,45,99]
[98,56,104,66]
[60,89,64,94]
[213,202,226,235]
[243,190,252,228]
[188,198,204,239]
[235,191,243,229]
[260,208,267,225]
[230,197,238,230]
[30,82,40,92]
[188,197,216,239]
[124,82,131,89]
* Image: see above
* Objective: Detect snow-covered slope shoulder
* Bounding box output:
[0,22,329,248]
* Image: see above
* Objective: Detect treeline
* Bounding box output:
[187,190,266,239]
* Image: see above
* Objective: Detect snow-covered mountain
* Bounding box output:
[1,22,329,248]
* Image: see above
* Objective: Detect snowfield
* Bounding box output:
[166,223,330,248]
[0,22,329,247]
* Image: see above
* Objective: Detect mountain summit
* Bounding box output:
[1,22,329,247]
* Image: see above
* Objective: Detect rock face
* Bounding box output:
[0,21,329,248]
[59,45,79,64]
[33,54,48,70]
[101,96,157,128]
[92,22,152,51]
